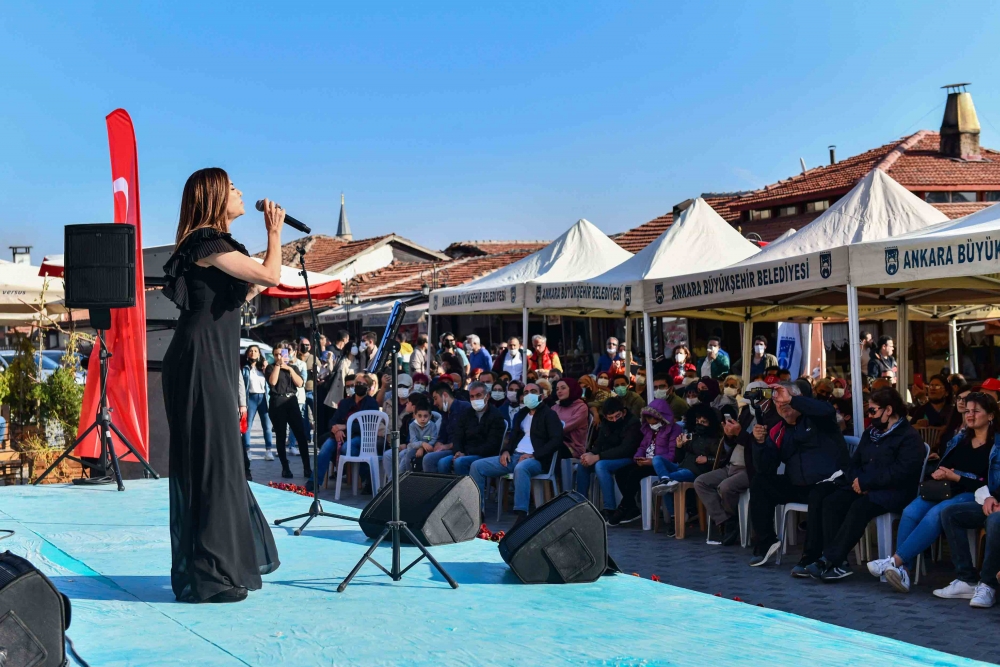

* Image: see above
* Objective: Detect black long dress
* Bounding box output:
[162,228,280,602]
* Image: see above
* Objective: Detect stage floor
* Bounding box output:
[0,480,988,666]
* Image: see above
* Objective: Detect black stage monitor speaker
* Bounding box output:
[498,491,618,584]
[0,551,71,667]
[359,472,480,546]
[64,223,136,310]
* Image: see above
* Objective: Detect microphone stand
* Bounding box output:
[274,243,358,534]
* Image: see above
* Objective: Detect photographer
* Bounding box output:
[748,382,849,567]
[694,381,778,546]
[268,346,311,480]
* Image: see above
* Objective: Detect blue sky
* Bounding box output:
[3,2,1000,261]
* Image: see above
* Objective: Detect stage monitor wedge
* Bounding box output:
[358,472,480,546]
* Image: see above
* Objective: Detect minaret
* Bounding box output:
[336,193,353,241]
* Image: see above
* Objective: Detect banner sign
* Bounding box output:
[852,230,1000,286]
[431,284,519,314]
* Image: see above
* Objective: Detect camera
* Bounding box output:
[743,387,773,403]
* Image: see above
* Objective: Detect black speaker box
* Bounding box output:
[64,223,136,310]
[359,472,480,546]
[498,491,616,584]
[0,551,71,667]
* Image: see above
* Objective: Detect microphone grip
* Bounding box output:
[255,199,311,235]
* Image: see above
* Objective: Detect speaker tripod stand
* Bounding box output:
[34,324,159,489]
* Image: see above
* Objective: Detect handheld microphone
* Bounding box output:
[255,200,312,235]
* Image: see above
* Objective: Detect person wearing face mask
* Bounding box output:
[652,373,688,419]
[470,383,564,527]
[591,372,613,404]
[831,378,848,400]
[712,375,743,411]
[306,373,381,494]
[868,392,1000,594]
[611,375,646,418]
[575,397,644,523]
[813,379,835,402]
[800,387,925,582]
[608,401,682,527]
[552,378,590,459]
[421,384,472,473]
[322,331,359,412]
[831,397,854,435]
[504,380,524,423]
[444,382,507,475]
[382,373,413,415]
[593,337,620,376]
[489,381,508,411]
[386,393,441,478]
[409,334,430,376]
[762,365,781,386]
[410,372,430,395]
[749,335,779,380]
[684,378,721,424]
[268,345,311,480]
[437,332,470,377]
[747,382,849,568]
[499,336,525,381]
[699,336,731,380]
[908,374,955,428]
[667,345,697,388]
[358,331,380,372]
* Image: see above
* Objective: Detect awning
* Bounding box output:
[39,254,64,278]
[254,258,342,300]
[364,302,427,327]
[317,299,427,326]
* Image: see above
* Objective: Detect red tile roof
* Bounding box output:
[258,234,389,273]
[268,250,534,321]
[931,202,994,219]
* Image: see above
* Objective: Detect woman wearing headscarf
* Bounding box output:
[553,378,590,459]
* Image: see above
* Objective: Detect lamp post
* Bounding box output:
[337,291,361,336]
[240,303,257,337]
[421,265,449,347]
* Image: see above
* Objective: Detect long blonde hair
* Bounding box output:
[175,167,230,244]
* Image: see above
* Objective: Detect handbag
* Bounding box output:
[919,479,954,501]
[240,410,249,435]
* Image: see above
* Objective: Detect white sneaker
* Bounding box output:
[663,480,680,491]
[884,565,910,593]
[867,556,894,578]
[264,450,274,462]
[970,583,996,608]
[933,579,978,599]
[289,446,299,456]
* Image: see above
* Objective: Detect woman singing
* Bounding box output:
[162,168,283,603]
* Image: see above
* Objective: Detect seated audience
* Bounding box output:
[575,397,643,521]
[940,384,972,449]
[552,378,590,459]
[421,384,471,473]
[867,392,998,593]
[667,345,696,387]
[747,382,848,567]
[612,373,646,417]
[308,373,380,493]
[489,381,508,411]
[444,381,506,475]
[652,373,688,420]
[712,374,742,411]
[802,387,924,581]
[384,393,440,479]
[982,378,1000,402]
[470,383,564,526]
[908,374,955,427]
[813,379,835,401]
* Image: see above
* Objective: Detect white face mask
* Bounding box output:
[682,377,697,387]
[413,383,426,393]
[753,344,765,355]
[649,422,662,431]
[350,345,359,357]
[491,391,505,401]
[833,388,845,398]
[653,389,668,400]
[636,376,646,385]
[346,386,355,396]
[675,353,686,364]
[707,346,719,355]
[506,390,518,402]
[471,398,486,411]
[398,388,410,399]
[597,378,609,387]
[440,399,450,413]
[686,397,699,406]
[724,387,738,398]
[607,347,617,355]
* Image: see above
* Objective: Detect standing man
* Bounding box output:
[868,336,897,385]
[527,334,563,373]
[438,332,470,377]
[749,335,779,379]
[499,336,526,381]
[470,383,563,527]
[593,337,619,375]
[358,331,379,371]
[465,334,494,376]
[318,333,330,354]
[297,336,316,451]
[410,334,430,376]
[700,336,730,380]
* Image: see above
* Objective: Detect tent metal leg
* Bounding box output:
[847,285,864,438]
[741,311,753,386]
[642,312,654,402]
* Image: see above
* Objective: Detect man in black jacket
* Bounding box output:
[748,382,850,567]
[470,383,564,526]
[446,381,506,476]
[573,397,644,522]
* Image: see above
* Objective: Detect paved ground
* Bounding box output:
[246,424,1000,664]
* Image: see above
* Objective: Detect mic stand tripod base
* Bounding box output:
[273,497,359,536]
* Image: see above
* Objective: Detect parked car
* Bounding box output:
[0,351,86,385]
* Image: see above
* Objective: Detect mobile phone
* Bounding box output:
[725,415,737,424]
[280,349,289,361]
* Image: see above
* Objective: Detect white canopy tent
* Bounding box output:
[644,169,951,434]
[0,262,66,325]
[429,218,632,380]
[527,198,760,399]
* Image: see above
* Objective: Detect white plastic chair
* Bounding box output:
[775,502,808,565]
[530,452,561,508]
[738,489,751,548]
[335,410,388,500]
[641,475,655,530]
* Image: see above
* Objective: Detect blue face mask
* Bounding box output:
[524,394,541,410]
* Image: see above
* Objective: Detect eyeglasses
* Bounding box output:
[866,407,882,416]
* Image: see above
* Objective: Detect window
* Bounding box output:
[778,205,797,217]
[952,191,977,203]
[925,191,978,203]
[805,200,829,212]
[986,192,1000,202]
[750,209,772,220]
[925,192,951,203]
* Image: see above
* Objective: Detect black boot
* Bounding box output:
[281,461,293,479]
[720,517,740,546]
[204,587,248,603]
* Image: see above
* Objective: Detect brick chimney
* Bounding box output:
[940,83,981,159]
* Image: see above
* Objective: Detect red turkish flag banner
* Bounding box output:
[74,109,149,461]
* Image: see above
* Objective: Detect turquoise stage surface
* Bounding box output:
[0,480,988,666]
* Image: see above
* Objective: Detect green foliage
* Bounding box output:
[5,335,43,439]
[39,334,85,448]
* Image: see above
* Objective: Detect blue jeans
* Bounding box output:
[242,393,273,450]
[452,454,482,476]
[894,493,976,570]
[575,458,633,510]
[650,459,696,516]
[315,435,362,483]
[422,448,453,473]
[471,453,543,513]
